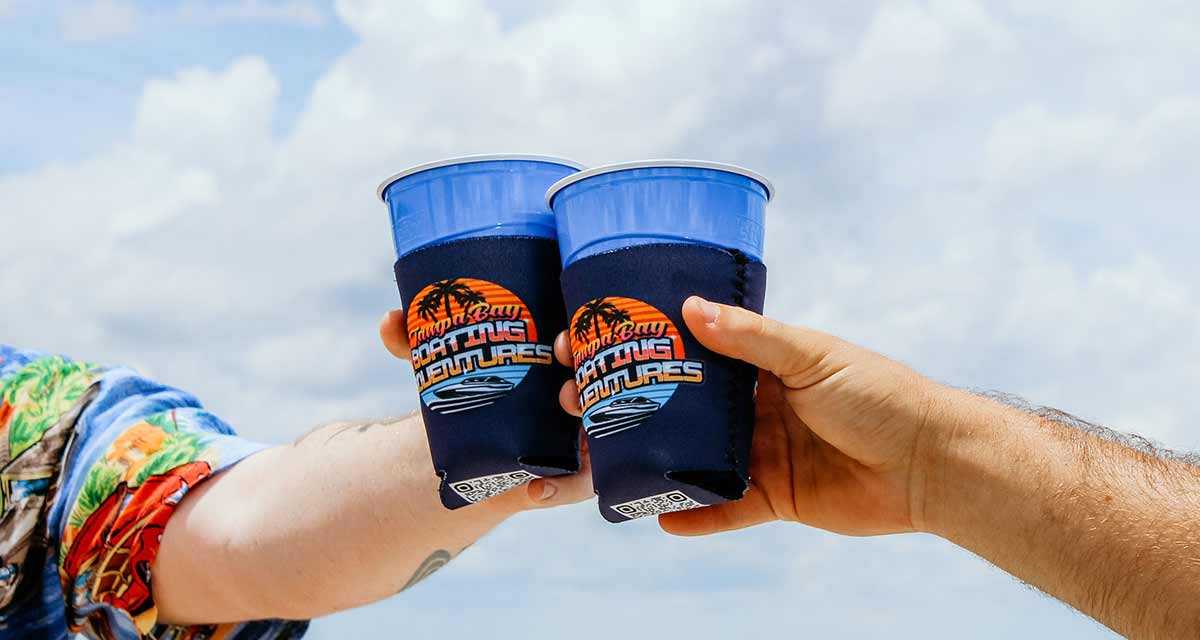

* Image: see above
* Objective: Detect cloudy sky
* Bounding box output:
[4,0,1200,637]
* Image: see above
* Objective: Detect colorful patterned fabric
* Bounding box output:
[0,345,308,640]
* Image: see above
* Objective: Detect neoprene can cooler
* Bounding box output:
[378,155,584,509]
[546,160,772,523]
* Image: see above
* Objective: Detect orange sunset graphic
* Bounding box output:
[406,277,547,415]
[569,296,683,365]
[407,277,538,344]
[569,296,701,439]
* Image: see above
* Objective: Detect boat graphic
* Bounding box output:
[587,395,660,438]
[427,376,515,414]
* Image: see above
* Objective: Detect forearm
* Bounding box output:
[925,390,1200,638]
[153,413,528,624]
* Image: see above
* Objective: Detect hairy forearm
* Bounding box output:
[153,413,525,624]
[926,391,1200,638]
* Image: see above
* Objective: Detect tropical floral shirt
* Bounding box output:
[0,345,308,640]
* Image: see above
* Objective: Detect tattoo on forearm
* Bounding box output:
[292,413,419,446]
[399,549,452,592]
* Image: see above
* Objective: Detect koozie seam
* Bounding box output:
[727,249,750,474]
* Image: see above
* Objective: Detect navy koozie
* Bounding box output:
[547,160,773,522]
[378,155,583,509]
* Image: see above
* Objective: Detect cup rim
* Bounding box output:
[377,154,586,203]
[545,159,775,209]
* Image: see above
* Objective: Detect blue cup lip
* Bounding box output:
[376,153,586,203]
[544,159,775,209]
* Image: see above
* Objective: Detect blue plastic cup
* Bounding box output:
[379,154,585,256]
[547,160,773,523]
[378,154,584,510]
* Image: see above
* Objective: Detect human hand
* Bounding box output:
[550,297,1200,638]
[555,297,961,536]
[379,309,594,510]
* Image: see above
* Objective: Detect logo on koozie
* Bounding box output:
[569,297,705,438]
[407,278,552,414]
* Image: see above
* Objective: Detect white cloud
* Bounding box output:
[174,0,325,28]
[7,2,1200,636]
[1109,96,1200,175]
[825,0,1014,129]
[59,0,138,42]
[246,326,372,389]
[8,0,1198,502]
[134,56,280,170]
[57,0,326,42]
[981,98,1200,190]
[982,105,1120,190]
[1005,0,1200,52]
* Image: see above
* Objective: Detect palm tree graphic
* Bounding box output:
[573,298,629,343]
[605,307,631,337]
[416,279,486,321]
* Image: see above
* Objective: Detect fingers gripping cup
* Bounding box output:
[547,160,772,523]
[379,155,583,509]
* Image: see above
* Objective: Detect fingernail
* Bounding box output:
[696,297,720,327]
[538,480,558,502]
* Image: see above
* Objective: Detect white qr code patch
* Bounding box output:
[449,470,539,503]
[610,490,706,520]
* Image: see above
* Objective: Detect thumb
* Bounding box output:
[379,308,412,360]
[680,296,837,381]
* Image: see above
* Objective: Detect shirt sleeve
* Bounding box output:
[47,360,309,640]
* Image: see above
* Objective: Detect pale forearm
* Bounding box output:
[153,414,527,624]
[927,392,1200,638]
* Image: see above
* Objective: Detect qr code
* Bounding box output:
[610,490,706,520]
[449,470,539,503]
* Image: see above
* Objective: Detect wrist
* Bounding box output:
[475,488,527,521]
[908,386,1020,537]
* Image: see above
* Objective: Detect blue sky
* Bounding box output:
[0,1,353,172]
[5,1,1200,637]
